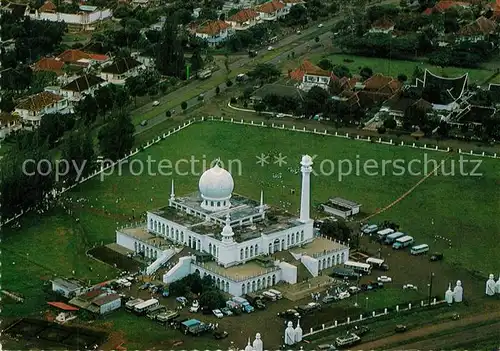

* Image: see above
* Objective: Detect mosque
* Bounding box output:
[115,155,349,297]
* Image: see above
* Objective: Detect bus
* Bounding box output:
[410,244,429,255]
[362,224,378,235]
[125,298,144,311]
[366,257,389,270]
[344,260,371,275]
[267,289,283,299]
[392,235,414,250]
[385,232,405,245]
[134,298,159,315]
[376,228,394,241]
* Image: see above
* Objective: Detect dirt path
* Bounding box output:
[356,310,500,350]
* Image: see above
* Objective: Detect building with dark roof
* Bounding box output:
[91,294,121,314]
[100,57,143,85]
[321,197,361,219]
[60,74,106,102]
[51,278,85,298]
[1,2,29,17]
[14,91,70,128]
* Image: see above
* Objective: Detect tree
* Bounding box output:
[97,110,135,161]
[254,101,266,114]
[303,86,329,117]
[437,121,449,138]
[226,79,233,87]
[317,59,333,71]
[383,118,397,129]
[166,110,172,117]
[397,74,408,82]
[190,48,205,72]
[181,101,188,110]
[199,290,225,310]
[155,21,185,78]
[320,219,352,243]
[377,126,387,134]
[60,130,96,184]
[332,65,350,78]
[215,86,220,95]
[248,63,281,82]
[359,67,373,80]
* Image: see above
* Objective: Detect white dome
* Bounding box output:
[198,163,234,201]
[301,155,313,165]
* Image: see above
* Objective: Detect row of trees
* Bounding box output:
[169,273,225,310]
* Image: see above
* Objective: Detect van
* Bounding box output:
[385,232,405,244]
[267,289,282,299]
[410,244,429,255]
[362,224,378,235]
[262,291,277,301]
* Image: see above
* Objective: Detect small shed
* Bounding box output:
[91,294,122,315]
[321,197,361,219]
[51,278,84,298]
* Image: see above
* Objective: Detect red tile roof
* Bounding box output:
[196,20,230,35]
[363,73,401,92]
[57,50,109,64]
[228,9,259,23]
[339,76,359,90]
[33,58,65,74]
[371,18,395,30]
[39,0,56,12]
[280,0,304,3]
[423,1,470,14]
[256,0,285,13]
[289,60,332,81]
[15,91,62,112]
[459,16,497,35]
[47,302,79,311]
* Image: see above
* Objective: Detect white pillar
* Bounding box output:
[299,155,313,222]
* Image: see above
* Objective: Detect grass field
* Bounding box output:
[303,54,494,85]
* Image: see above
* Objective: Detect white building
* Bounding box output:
[116,156,349,297]
[255,0,286,21]
[280,0,305,15]
[91,294,121,314]
[322,197,361,219]
[195,20,232,47]
[100,57,143,85]
[60,74,106,103]
[290,60,333,92]
[14,91,70,128]
[0,113,21,139]
[226,9,261,30]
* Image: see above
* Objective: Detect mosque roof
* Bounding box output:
[422,69,468,104]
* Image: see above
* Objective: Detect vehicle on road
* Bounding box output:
[377,276,392,283]
[411,244,429,255]
[248,50,258,58]
[362,224,378,235]
[197,93,204,101]
[430,252,444,261]
[277,309,300,319]
[213,309,224,318]
[385,232,405,245]
[276,113,285,118]
[322,295,338,304]
[335,333,360,347]
[403,284,418,290]
[267,46,274,51]
[318,23,324,28]
[296,30,301,34]
[348,286,361,294]
[376,228,394,241]
[176,296,188,305]
[214,330,229,339]
[349,325,370,336]
[197,69,212,79]
[337,291,350,300]
[317,344,337,350]
[395,324,407,333]
[152,100,160,106]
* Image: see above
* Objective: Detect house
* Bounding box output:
[60,74,106,102]
[14,91,69,128]
[361,73,402,95]
[369,18,395,33]
[195,20,231,47]
[1,2,29,17]
[100,57,143,84]
[255,0,286,21]
[51,278,84,298]
[132,0,149,7]
[289,60,333,92]
[457,16,497,42]
[321,197,361,219]
[91,294,122,314]
[226,9,260,30]
[423,0,470,15]
[29,1,113,31]
[0,113,21,139]
[280,0,305,15]
[32,58,66,76]
[57,49,110,69]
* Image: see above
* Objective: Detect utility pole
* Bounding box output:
[428,272,435,305]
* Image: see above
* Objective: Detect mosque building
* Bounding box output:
[115,155,349,296]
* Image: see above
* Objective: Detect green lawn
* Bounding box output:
[308,54,494,85]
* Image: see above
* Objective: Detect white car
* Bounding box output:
[378,276,392,283]
[152,100,160,106]
[276,113,285,118]
[267,46,274,51]
[190,300,199,313]
[213,309,224,318]
[318,23,324,28]
[337,291,351,300]
[403,284,418,290]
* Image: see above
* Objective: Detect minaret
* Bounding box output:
[259,190,264,213]
[221,213,234,243]
[299,155,313,222]
[170,179,175,200]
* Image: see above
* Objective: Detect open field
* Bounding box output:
[301,53,494,85]
[1,121,498,348]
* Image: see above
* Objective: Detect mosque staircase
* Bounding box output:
[146,249,176,275]
[273,251,313,282]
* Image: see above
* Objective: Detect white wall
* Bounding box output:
[116,231,161,259]
[300,255,319,277]
[278,261,297,284]
[99,298,121,314]
[163,256,193,284]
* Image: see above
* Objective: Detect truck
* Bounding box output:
[392,235,414,249]
[384,232,405,245]
[197,69,212,79]
[231,296,254,313]
[376,228,394,241]
[366,257,389,271]
[244,293,266,309]
[335,333,361,347]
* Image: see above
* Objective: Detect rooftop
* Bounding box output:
[32,58,65,74]
[120,226,172,249]
[196,260,279,281]
[371,18,395,30]
[15,91,62,112]
[101,57,141,75]
[61,74,105,92]
[328,197,361,209]
[459,16,497,36]
[228,8,259,23]
[52,278,82,291]
[290,60,332,81]
[288,237,347,257]
[196,20,230,35]
[92,293,120,306]
[256,0,285,13]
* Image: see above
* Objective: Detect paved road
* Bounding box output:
[134,1,395,135]
[355,309,500,351]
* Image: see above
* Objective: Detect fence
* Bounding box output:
[303,298,445,338]
[3,115,498,225]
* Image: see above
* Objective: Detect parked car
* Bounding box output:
[267,46,274,51]
[277,309,300,319]
[221,307,233,316]
[318,23,324,28]
[317,344,337,350]
[377,276,392,283]
[348,286,361,294]
[337,291,351,300]
[322,295,338,304]
[296,30,301,34]
[213,330,228,339]
[152,100,160,106]
[430,252,444,261]
[213,309,224,318]
[395,324,407,333]
[140,120,148,126]
[403,284,418,290]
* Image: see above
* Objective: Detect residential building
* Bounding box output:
[457,16,497,42]
[14,91,69,128]
[91,294,122,314]
[280,0,305,15]
[100,57,143,85]
[29,1,113,31]
[0,113,21,139]
[1,2,29,17]
[226,9,260,30]
[422,0,470,15]
[57,49,110,69]
[51,278,84,298]
[289,60,333,92]
[32,58,66,76]
[195,20,231,47]
[369,18,395,34]
[60,74,106,102]
[255,0,286,21]
[321,198,361,219]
